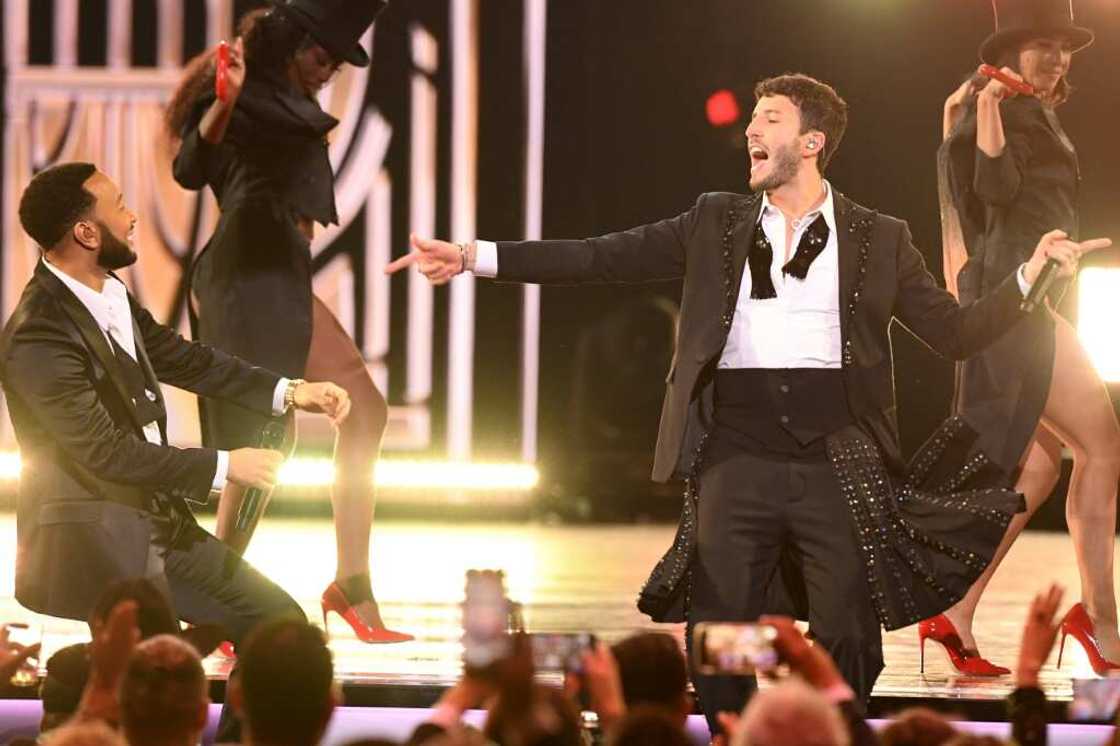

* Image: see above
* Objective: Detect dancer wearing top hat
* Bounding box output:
[927,0,1120,674]
[165,0,411,644]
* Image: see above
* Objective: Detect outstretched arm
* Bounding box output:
[386,198,705,286]
[896,225,1110,359]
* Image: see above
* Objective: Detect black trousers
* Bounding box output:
[145,510,305,640]
[146,510,306,741]
[688,432,883,734]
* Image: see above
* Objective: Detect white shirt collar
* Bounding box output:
[759,180,837,235]
[41,258,130,336]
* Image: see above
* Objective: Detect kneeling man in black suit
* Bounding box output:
[1,162,351,647]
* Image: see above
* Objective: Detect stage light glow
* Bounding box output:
[0,452,539,491]
[0,453,21,481]
[706,89,740,127]
[278,458,337,487]
[377,460,540,490]
[1077,267,1120,383]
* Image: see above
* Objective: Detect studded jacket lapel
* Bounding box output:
[721,193,764,337]
[833,192,876,367]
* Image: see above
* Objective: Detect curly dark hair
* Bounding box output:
[119,636,207,745]
[18,162,98,251]
[754,73,848,173]
[880,707,957,746]
[239,619,334,746]
[89,578,180,641]
[164,4,312,139]
[611,632,688,713]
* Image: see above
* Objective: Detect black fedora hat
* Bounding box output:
[276,0,387,68]
[980,0,1094,64]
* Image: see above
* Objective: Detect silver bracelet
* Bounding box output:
[284,378,306,411]
[457,242,468,274]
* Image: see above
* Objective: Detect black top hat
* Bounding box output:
[276,0,387,68]
[980,0,1093,64]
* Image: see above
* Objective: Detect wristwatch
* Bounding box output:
[284,378,306,412]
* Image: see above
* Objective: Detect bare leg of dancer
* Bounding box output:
[304,295,391,630]
[941,427,1062,650]
[941,313,1120,655]
[1042,316,1120,659]
[211,294,391,629]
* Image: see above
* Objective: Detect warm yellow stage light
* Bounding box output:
[277,457,336,487]
[1078,268,1120,384]
[376,460,540,490]
[0,452,21,481]
[0,453,540,491]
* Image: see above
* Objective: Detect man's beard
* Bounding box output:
[95,221,137,271]
[749,140,800,192]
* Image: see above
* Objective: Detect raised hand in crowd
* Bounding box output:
[760,616,848,691]
[1008,584,1066,746]
[1017,584,1064,689]
[77,600,139,726]
[0,624,41,686]
[713,617,876,746]
[568,642,626,731]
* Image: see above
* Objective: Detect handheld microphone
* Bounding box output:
[978,64,1035,97]
[215,41,230,102]
[1020,258,1060,313]
[235,418,288,533]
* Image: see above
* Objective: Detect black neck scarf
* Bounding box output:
[747,213,831,299]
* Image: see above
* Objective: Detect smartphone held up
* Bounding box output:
[693,622,779,676]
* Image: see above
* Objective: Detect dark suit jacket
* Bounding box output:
[495,190,1028,482]
[0,261,281,620]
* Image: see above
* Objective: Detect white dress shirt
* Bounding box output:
[40,258,287,491]
[720,182,841,369]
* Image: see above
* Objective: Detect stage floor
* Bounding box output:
[0,514,1111,715]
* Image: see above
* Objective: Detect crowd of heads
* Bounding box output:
[0,580,1101,746]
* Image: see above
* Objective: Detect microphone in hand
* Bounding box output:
[1021,258,1059,313]
[235,418,289,533]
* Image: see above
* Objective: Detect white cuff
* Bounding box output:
[272,378,290,416]
[212,450,230,491]
[473,240,499,278]
[1016,263,1032,297]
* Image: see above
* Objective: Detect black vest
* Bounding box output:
[713,368,853,460]
[109,336,165,435]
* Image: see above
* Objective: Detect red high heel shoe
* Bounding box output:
[321,581,414,644]
[1057,603,1120,675]
[918,615,1010,676]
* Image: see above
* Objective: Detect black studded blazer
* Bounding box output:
[495,190,1028,482]
[0,261,281,620]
